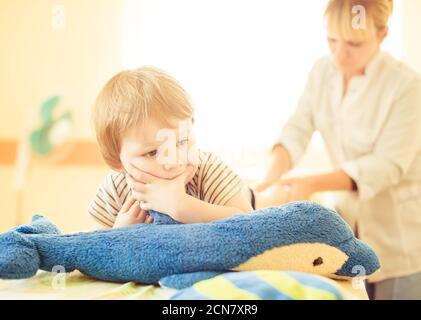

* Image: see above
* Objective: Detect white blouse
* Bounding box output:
[277,51,421,282]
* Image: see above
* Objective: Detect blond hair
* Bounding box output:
[92,66,194,170]
[325,0,394,42]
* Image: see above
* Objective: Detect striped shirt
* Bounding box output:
[87,150,245,227]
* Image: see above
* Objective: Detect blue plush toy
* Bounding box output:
[0,201,380,289]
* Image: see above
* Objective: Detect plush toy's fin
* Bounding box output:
[159,271,225,289]
[148,211,180,225]
[0,215,59,279]
[0,231,40,279]
[14,215,61,235]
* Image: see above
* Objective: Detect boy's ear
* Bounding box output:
[119,167,128,174]
[113,161,125,173]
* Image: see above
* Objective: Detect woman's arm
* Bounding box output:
[279,170,355,202]
[255,144,292,191]
[304,170,355,193]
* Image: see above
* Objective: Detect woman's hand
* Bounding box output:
[255,176,279,192]
[277,171,355,203]
[125,164,195,221]
[113,195,153,229]
[255,169,289,193]
[278,176,317,202]
[255,144,292,192]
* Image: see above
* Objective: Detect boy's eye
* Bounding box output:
[143,150,158,158]
[348,41,363,47]
[327,37,337,43]
[177,138,189,147]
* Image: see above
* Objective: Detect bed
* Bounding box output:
[0,270,368,300]
[0,194,374,300]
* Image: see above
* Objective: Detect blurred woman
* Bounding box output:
[255,0,421,299]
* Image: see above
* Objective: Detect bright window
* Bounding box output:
[121,0,402,179]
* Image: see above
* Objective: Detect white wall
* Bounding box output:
[402,0,421,73]
[121,0,409,179]
[0,0,123,232]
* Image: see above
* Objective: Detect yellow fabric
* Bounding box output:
[0,271,175,300]
[192,276,261,300]
[254,271,338,300]
[0,270,367,300]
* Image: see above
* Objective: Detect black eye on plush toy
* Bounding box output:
[313,257,324,266]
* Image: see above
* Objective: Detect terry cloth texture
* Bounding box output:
[0,201,380,288]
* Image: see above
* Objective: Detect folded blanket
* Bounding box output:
[171,270,345,300]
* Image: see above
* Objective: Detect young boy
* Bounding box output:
[88,66,253,229]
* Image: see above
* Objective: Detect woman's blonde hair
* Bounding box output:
[324,0,394,42]
[92,66,194,170]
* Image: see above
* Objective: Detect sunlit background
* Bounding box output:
[0,0,420,232]
[121,0,402,175]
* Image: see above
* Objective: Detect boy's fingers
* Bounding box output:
[145,216,154,224]
[131,191,148,203]
[128,201,141,216]
[139,202,152,211]
[136,209,148,222]
[121,195,137,212]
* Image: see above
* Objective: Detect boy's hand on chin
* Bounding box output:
[126,164,196,221]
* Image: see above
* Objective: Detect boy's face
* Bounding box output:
[119,117,198,182]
